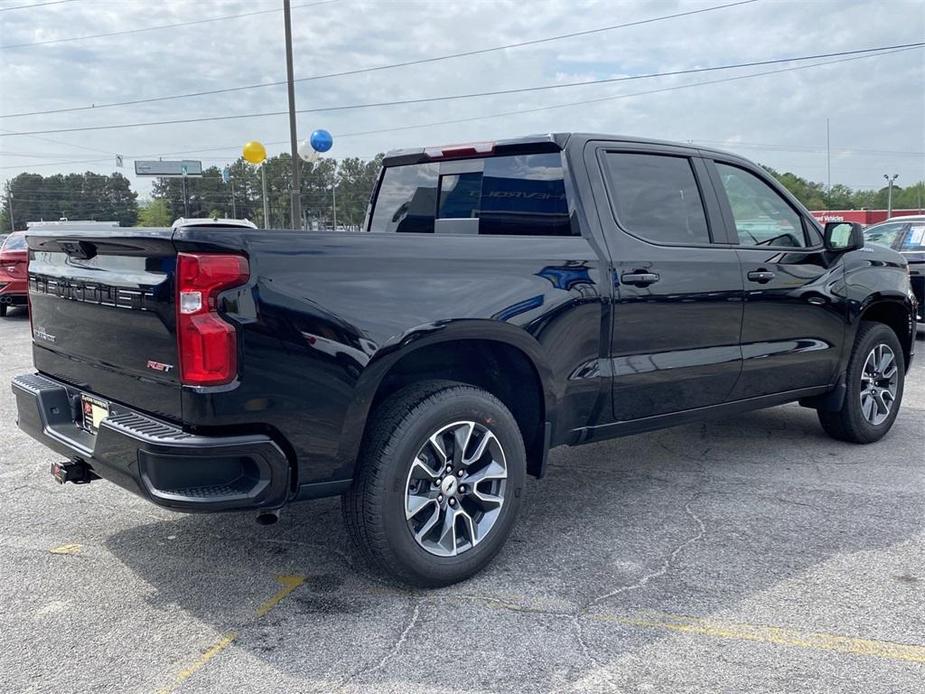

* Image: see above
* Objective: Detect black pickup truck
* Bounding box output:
[12,134,917,586]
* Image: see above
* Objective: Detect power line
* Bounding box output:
[2,42,922,139]
[0,0,337,50]
[0,0,76,11]
[0,127,117,156]
[0,0,760,118]
[1,47,920,172]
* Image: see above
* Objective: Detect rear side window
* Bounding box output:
[369,162,438,233]
[901,223,925,251]
[369,153,573,236]
[602,152,710,245]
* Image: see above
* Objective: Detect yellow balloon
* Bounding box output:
[242,140,267,164]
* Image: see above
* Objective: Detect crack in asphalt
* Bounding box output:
[334,598,424,692]
[571,495,707,689]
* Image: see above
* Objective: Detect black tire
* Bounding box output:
[818,321,905,443]
[342,380,526,587]
[0,303,6,317]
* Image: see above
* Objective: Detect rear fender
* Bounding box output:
[334,320,556,477]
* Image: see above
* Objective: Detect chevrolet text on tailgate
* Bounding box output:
[12,134,917,586]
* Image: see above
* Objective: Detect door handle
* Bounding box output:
[747,270,775,284]
[621,271,660,287]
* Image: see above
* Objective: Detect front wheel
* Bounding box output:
[0,303,6,317]
[818,321,905,443]
[342,380,526,587]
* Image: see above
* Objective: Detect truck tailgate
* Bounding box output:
[26,229,182,421]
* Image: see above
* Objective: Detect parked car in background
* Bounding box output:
[172,217,258,230]
[863,215,925,331]
[0,231,28,317]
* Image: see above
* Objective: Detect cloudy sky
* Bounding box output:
[0,0,923,197]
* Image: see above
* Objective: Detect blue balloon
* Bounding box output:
[310,129,333,153]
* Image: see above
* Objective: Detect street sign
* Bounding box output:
[134,160,203,177]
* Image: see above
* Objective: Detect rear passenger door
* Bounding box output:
[705,158,845,398]
[586,142,744,422]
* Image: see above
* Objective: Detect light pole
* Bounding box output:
[884,173,898,219]
[283,0,301,229]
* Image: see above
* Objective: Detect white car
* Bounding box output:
[171,217,258,230]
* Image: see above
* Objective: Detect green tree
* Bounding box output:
[137,198,173,227]
[0,171,137,229]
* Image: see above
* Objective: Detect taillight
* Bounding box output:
[176,252,249,386]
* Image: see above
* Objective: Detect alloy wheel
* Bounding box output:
[859,343,899,426]
[404,420,507,557]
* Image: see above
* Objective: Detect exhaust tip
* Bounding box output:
[255,510,281,526]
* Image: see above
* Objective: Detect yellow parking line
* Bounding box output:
[156,575,305,694]
[256,574,305,617]
[156,630,238,694]
[595,611,925,664]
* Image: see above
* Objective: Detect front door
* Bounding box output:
[706,159,845,398]
[587,144,744,422]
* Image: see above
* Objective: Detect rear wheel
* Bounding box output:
[342,380,526,587]
[0,303,6,317]
[818,321,905,443]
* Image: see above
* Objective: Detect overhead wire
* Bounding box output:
[2,42,922,139]
[1,46,922,171]
[0,0,760,118]
[0,0,338,50]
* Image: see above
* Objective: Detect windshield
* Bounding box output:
[1,233,26,251]
[862,222,908,249]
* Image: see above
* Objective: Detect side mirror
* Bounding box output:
[824,221,864,252]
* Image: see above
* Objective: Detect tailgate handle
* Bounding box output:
[60,240,97,260]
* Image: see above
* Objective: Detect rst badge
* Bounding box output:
[146,360,174,373]
[33,326,56,343]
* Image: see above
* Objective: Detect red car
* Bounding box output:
[0,231,28,317]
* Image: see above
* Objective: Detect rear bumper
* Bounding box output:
[11,372,291,512]
[0,277,27,303]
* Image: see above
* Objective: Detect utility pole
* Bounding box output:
[262,164,270,228]
[6,183,14,232]
[825,117,831,194]
[181,172,189,218]
[231,180,237,219]
[283,0,301,230]
[883,174,898,219]
[332,181,337,230]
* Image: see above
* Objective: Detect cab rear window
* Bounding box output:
[369,153,574,236]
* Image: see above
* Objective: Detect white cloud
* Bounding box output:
[0,0,922,195]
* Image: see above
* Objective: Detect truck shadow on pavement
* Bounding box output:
[104,404,923,692]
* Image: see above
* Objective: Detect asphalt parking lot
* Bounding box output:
[1,306,923,694]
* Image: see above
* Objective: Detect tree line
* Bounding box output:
[762,166,925,211]
[1,155,922,232]
[142,153,383,229]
